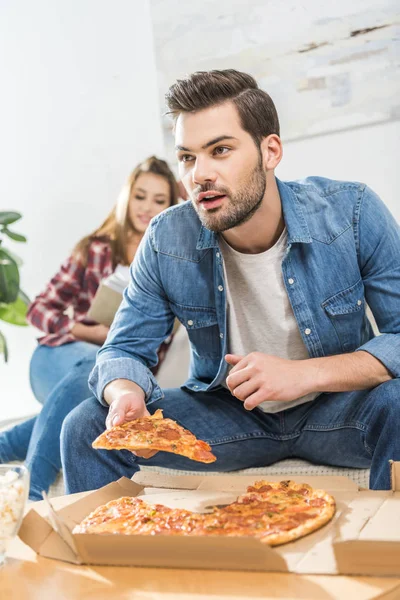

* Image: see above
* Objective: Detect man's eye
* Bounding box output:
[213,146,230,156]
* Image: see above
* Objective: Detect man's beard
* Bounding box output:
[192,158,267,233]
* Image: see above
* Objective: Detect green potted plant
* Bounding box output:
[0,211,30,362]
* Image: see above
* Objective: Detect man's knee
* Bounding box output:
[61,396,103,451]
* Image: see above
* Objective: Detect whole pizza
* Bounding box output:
[73,479,336,546]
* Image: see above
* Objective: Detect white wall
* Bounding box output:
[0,0,164,420]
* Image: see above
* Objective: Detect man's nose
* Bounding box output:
[192,158,217,187]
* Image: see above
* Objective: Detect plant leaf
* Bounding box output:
[0,247,23,266]
[0,296,28,326]
[2,228,27,243]
[0,249,19,303]
[0,211,22,226]
[0,329,8,362]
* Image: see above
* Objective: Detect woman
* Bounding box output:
[0,156,179,500]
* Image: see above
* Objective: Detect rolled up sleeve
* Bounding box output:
[89,223,175,404]
[355,186,400,377]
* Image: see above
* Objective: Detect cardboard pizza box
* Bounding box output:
[18,462,400,575]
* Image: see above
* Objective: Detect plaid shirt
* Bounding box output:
[27,238,172,373]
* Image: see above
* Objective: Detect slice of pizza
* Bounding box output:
[92,409,217,464]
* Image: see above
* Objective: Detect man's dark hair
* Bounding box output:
[165,69,280,143]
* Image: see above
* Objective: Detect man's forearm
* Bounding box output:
[309,350,393,394]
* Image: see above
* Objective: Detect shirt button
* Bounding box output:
[194,385,199,389]
[304,328,311,335]
[288,278,294,285]
[187,320,193,326]
[220,333,224,338]
[216,252,220,258]
[218,285,224,292]
[357,300,362,306]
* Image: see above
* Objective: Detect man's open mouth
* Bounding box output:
[198,191,227,209]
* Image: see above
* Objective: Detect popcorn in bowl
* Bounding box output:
[0,465,29,565]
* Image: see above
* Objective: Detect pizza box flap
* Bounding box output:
[19,477,144,564]
[19,496,83,564]
[332,463,400,576]
[132,470,359,493]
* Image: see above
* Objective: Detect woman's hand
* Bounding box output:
[70,322,110,346]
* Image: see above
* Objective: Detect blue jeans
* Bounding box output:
[0,341,99,500]
[61,379,400,493]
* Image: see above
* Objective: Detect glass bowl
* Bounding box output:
[0,464,29,566]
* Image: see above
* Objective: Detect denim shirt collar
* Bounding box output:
[277,178,312,244]
[196,177,312,250]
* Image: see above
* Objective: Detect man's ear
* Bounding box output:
[260,134,283,171]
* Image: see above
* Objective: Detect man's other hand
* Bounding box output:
[225,352,317,410]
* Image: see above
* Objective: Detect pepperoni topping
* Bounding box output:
[309,498,326,507]
[289,512,316,523]
[159,427,180,440]
[106,430,126,439]
[193,448,217,463]
[247,484,273,493]
[131,421,154,432]
[272,519,299,531]
[287,488,309,497]
[256,485,273,493]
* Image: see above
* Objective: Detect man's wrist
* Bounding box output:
[301,358,325,395]
[103,379,146,406]
[303,351,392,394]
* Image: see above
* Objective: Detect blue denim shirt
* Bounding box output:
[89,177,400,405]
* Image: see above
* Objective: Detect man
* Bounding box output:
[61,69,400,493]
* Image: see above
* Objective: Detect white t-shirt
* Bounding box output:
[219,228,318,413]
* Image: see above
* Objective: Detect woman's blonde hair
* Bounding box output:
[73,156,179,267]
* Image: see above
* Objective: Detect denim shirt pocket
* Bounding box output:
[322,278,366,352]
[171,303,221,359]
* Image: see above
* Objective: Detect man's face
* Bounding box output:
[175,102,267,232]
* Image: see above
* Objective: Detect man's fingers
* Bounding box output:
[243,390,266,411]
[232,379,259,402]
[225,354,248,376]
[131,449,158,459]
[225,353,243,367]
[106,408,122,430]
[226,368,250,392]
[106,395,148,429]
[125,406,150,420]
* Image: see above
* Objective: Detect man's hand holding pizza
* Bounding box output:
[104,379,158,458]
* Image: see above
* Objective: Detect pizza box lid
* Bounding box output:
[18,461,400,575]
